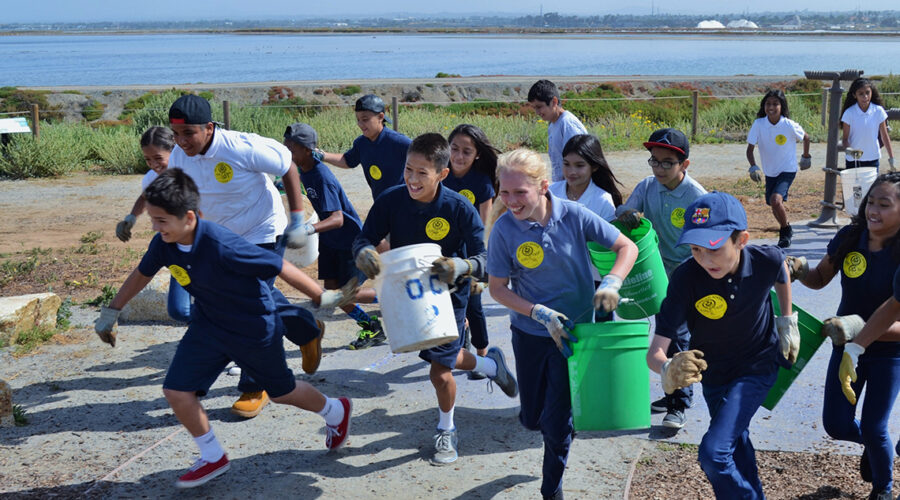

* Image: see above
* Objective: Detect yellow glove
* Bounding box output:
[839,343,864,404]
[661,350,707,394]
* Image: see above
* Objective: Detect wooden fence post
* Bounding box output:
[223,100,231,130]
[691,90,699,140]
[392,97,398,132]
[821,89,827,127]
[31,104,39,140]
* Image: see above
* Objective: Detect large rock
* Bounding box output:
[0,292,61,345]
[120,269,175,322]
[0,379,12,427]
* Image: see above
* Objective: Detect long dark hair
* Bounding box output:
[756,89,790,119]
[140,126,175,151]
[448,124,500,191]
[561,134,624,206]
[842,77,885,114]
[833,172,900,266]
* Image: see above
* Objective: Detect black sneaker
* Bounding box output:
[860,447,872,483]
[348,316,386,350]
[777,225,793,248]
[650,397,668,413]
[662,408,686,429]
[868,488,891,500]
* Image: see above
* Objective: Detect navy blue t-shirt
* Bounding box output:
[343,127,411,201]
[299,160,363,249]
[827,225,898,321]
[655,245,787,386]
[442,168,494,208]
[138,219,284,345]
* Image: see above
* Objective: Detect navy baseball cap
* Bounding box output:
[169,94,212,125]
[355,94,392,123]
[677,192,747,249]
[643,128,689,158]
[284,123,318,149]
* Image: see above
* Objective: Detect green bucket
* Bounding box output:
[588,218,669,319]
[567,320,651,431]
[761,290,826,410]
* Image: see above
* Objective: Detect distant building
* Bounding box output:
[697,20,725,29]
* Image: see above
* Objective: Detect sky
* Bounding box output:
[4,0,896,23]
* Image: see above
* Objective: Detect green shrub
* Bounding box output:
[0,123,92,178]
[0,88,64,121]
[82,100,106,121]
[88,126,145,174]
[336,85,361,96]
[435,72,461,78]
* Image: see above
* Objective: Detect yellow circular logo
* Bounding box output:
[425,217,450,241]
[213,162,233,183]
[516,241,544,269]
[670,207,686,228]
[369,165,382,181]
[168,265,191,287]
[775,134,787,146]
[843,251,867,278]
[460,189,476,205]
[695,294,727,320]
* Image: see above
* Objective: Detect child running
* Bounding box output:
[648,192,799,499]
[527,79,587,183]
[487,148,637,500]
[352,133,518,466]
[746,89,812,248]
[841,77,895,171]
[282,122,386,350]
[94,169,354,488]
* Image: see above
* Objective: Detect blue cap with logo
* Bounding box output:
[676,192,747,249]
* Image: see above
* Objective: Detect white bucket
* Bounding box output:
[284,211,319,268]
[841,167,878,215]
[374,243,459,353]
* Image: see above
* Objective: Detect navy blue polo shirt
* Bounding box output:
[299,160,363,250]
[655,245,787,386]
[442,168,495,208]
[827,225,898,321]
[343,127,411,201]
[138,219,284,345]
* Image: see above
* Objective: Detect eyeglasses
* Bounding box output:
[647,158,679,170]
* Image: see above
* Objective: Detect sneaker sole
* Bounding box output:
[662,420,686,429]
[650,404,668,413]
[175,462,231,489]
[429,455,458,466]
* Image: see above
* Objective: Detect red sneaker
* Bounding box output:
[175,454,230,489]
[325,397,352,450]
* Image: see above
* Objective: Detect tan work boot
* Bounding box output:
[231,391,269,418]
[300,320,325,374]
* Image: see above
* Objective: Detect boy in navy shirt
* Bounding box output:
[283,122,386,350]
[352,133,518,466]
[94,169,354,489]
[647,192,799,499]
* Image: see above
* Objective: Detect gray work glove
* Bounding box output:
[355,245,382,280]
[799,155,812,170]
[284,211,314,249]
[661,350,707,394]
[94,306,121,347]
[431,256,472,284]
[822,314,865,347]
[748,165,762,183]
[786,256,809,282]
[890,157,896,172]
[775,312,801,364]
[594,274,623,313]
[116,214,137,242]
[316,278,359,310]
[616,209,642,230]
[531,303,578,358]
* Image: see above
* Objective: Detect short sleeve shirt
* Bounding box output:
[747,116,805,177]
[842,103,888,162]
[487,194,622,336]
[442,168,495,209]
[140,169,159,191]
[168,128,291,245]
[655,245,786,385]
[299,160,363,250]
[138,220,284,345]
[827,225,897,320]
[342,127,412,201]
[615,173,707,274]
[547,111,588,182]
[549,181,616,222]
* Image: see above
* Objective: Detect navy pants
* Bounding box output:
[822,343,900,492]
[511,326,572,498]
[698,368,776,500]
[466,292,489,350]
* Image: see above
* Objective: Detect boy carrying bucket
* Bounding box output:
[647,192,799,499]
[352,133,519,466]
[615,128,707,429]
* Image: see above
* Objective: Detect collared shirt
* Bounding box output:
[299,160,363,250]
[168,128,290,245]
[549,181,616,221]
[487,193,621,337]
[138,219,284,346]
[747,116,806,177]
[615,173,707,274]
[140,169,159,191]
[655,245,787,386]
[827,225,897,321]
[442,168,494,208]
[547,110,588,182]
[842,103,888,162]
[343,127,411,201]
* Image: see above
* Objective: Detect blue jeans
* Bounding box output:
[698,368,777,500]
[166,277,192,323]
[822,343,900,491]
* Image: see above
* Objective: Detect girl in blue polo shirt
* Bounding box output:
[487,148,637,500]
[789,172,900,499]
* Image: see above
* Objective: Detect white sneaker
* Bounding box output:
[224,362,241,376]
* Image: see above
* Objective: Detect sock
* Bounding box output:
[474,355,498,378]
[317,397,345,426]
[438,406,455,431]
[372,295,378,304]
[193,429,225,463]
[346,305,371,324]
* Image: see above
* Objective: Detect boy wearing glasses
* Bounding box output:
[615,127,707,429]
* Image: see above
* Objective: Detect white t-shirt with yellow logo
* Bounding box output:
[747,116,805,177]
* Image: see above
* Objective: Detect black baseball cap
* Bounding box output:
[169,94,212,125]
[355,94,391,123]
[644,128,689,158]
[284,123,318,149]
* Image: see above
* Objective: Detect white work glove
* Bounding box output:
[530,303,578,358]
[799,154,812,170]
[775,312,800,365]
[316,278,359,310]
[615,209,642,230]
[431,256,472,284]
[116,214,136,242]
[785,256,808,282]
[594,274,623,313]
[94,306,121,347]
[355,245,382,280]
[839,342,865,404]
[821,314,865,347]
[748,165,762,183]
[890,157,896,172]
[284,211,314,249]
[660,350,707,394]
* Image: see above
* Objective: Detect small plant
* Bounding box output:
[335,85,361,96]
[80,231,103,244]
[13,404,28,426]
[87,284,116,307]
[81,100,106,121]
[57,297,73,329]
[435,72,461,78]
[14,324,56,354]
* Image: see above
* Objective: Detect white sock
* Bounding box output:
[317,397,345,426]
[193,429,225,463]
[474,355,498,378]
[438,406,455,431]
